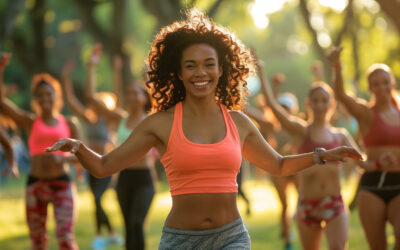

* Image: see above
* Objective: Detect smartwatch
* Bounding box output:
[313,147,326,165]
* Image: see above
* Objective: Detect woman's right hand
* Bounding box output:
[46,138,82,154]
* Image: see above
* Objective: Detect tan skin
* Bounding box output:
[328,47,400,250]
[0,54,80,179]
[47,43,362,231]
[255,54,360,250]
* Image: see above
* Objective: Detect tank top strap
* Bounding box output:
[218,102,241,144]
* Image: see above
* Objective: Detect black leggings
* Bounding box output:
[88,174,113,234]
[116,168,155,250]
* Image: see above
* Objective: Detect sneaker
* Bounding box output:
[108,233,123,245]
[92,236,107,250]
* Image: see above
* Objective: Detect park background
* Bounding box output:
[0,0,399,249]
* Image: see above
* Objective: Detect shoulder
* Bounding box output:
[331,126,352,142]
[229,110,258,134]
[64,115,81,131]
[139,107,175,134]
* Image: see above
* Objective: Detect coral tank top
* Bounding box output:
[160,102,242,196]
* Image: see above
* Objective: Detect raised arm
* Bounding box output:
[0,53,33,133]
[61,60,91,123]
[113,55,123,108]
[256,59,307,137]
[0,126,18,178]
[327,47,371,124]
[86,44,122,122]
[234,112,362,176]
[46,113,160,178]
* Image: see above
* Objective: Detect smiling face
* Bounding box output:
[34,82,55,114]
[369,70,393,103]
[308,87,333,120]
[178,43,222,100]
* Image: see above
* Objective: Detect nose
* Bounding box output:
[194,65,206,77]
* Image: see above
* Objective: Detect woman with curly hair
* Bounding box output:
[0,53,81,249]
[47,9,362,249]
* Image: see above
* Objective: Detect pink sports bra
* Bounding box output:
[28,115,71,156]
[160,102,242,196]
[298,126,340,154]
[363,107,400,148]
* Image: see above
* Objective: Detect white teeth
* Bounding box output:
[193,81,209,86]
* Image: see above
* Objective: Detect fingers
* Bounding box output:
[70,141,80,154]
[45,138,68,152]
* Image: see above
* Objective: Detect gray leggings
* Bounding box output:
[159,218,250,250]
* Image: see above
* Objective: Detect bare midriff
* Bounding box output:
[29,154,68,179]
[298,163,341,199]
[165,192,240,230]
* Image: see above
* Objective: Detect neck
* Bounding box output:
[182,96,218,117]
[375,97,395,111]
[41,111,56,121]
[311,116,327,128]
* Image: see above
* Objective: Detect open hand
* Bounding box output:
[46,138,81,154]
[320,146,363,163]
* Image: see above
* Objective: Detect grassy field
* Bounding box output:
[0,175,394,250]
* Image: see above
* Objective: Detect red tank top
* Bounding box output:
[298,126,340,154]
[363,107,400,148]
[160,102,242,196]
[28,115,71,156]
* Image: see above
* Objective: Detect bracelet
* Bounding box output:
[375,160,383,170]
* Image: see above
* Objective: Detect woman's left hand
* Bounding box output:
[320,146,363,163]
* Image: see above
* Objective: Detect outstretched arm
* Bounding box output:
[46,114,159,178]
[235,112,363,176]
[0,53,33,133]
[327,47,371,124]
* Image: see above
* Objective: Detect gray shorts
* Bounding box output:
[158,218,251,250]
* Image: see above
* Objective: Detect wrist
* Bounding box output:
[313,147,326,165]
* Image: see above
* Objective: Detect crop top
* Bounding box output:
[363,107,400,148]
[160,102,242,196]
[298,126,340,154]
[28,115,71,156]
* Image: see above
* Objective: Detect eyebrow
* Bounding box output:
[183,58,216,64]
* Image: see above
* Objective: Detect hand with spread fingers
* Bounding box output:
[46,138,81,154]
[320,146,363,163]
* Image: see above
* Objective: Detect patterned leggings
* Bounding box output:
[25,175,78,250]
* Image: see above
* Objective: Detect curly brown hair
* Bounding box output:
[146,8,255,113]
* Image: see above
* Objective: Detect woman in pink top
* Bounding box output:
[255,53,361,250]
[328,47,400,250]
[47,9,362,250]
[0,54,81,250]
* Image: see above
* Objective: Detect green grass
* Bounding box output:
[0,175,394,250]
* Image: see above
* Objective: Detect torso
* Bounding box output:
[361,106,400,172]
[297,126,342,199]
[28,115,71,179]
[153,101,242,230]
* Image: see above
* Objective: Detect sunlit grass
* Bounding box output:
[0,175,394,249]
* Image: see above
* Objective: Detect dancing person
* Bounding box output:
[255,52,361,250]
[47,9,362,250]
[106,55,156,250]
[61,49,121,249]
[328,47,400,250]
[0,53,80,250]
